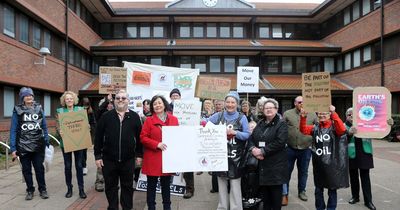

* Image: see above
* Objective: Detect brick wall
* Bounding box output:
[323,0,400,52]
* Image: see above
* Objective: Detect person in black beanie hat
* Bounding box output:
[169,88,181,111]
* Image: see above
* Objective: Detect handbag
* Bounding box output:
[245,152,258,171]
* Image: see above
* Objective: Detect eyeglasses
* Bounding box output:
[347,114,352,117]
[318,112,330,116]
[115,97,127,101]
[296,101,303,104]
[264,107,276,110]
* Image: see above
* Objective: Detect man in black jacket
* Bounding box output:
[94,90,143,210]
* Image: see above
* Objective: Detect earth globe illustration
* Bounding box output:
[359,105,375,121]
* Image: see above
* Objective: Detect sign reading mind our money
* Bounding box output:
[58,110,92,153]
[195,76,231,100]
[302,72,331,113]
[99,66,127,94]
[353,87,392,139]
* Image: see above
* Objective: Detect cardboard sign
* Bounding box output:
[99,67,127,94]
[237,66,259,93]
[195,76,231,100]
[136,170,186,196]
[302,72,331,113]
[58,110,92,153]
[173,100,202,126]
[353,87,392,139]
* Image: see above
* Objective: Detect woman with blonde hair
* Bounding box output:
[57,91,87,199]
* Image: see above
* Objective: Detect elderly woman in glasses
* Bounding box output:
[299,105,347,210]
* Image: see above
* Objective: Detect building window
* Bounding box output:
[337,57,343,72]
[296,57,306,73]
[233,23,243,38]
[206,23,217,38]
[344,7,351,25]
[362,0,371,15]
[3,5,15,37]
[32,22,41,49]
[74,49,81,67]
[324,57,335,73]
[44,93,51,117]
[238,57,250,66]
[19,14,29,44]
[267,57,279,72]
[194,56,206,73]
[151,57,162,65]
[114,23,124,38]
[220,23,230,38]
[210,56,221,72]
[259,24,270,38]
[81,54,87,70]
[153,23,164,38]
[43,30,51,50]
[100,23,111,38]
[69,45,75,65]
[179,56,191,68]
[282,57,293,73]
[4,87,15,117]
[140,23,150,38]
[345,52,352,70]
[285,24,294,39]
[127,23,137,38]
[224,57,235,73]
[353,1,360,20]
[61,40,66,61]
[272,24,282,38]
[179,23,190,38]
[363,45,372,64]
[193,23,204,38]
[374,42,381,61]
[310,57,321,72]
[76,1,81,17]
[353,49,361,67]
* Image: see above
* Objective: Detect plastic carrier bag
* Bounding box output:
[44,145,54,172]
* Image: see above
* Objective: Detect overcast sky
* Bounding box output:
[108,0,325,3]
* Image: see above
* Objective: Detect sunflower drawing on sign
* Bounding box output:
[132,71,151,86]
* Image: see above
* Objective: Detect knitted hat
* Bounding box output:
[225,91,240,103]
[169,88,181,97]
[19,87,34,103]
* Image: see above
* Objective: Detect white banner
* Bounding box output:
[237,66,259,93]
[162,125,228,173]
[173,100,202,126]
[124,62,199,113]
[136,170,186,196]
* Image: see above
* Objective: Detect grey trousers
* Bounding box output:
[217,177,243,210]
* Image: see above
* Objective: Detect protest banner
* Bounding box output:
[136,170,186,196]
[162,125,228,173]
[237,66,259,93]
[99,67,127,94]
[302,72,331,113]
[58,110,92,153]
[195,76,231,100]
[353,87,392,138]
[173,100,202,126]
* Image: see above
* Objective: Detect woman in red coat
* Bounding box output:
[140,95,179,210]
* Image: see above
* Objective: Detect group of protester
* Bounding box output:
[9,86,391,210]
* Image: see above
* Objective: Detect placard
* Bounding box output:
[58,110,92,153]
[99,67,127,94]
[136,170,186,196]
[195,76,231,100]
[162,125,228,173]
[173,100,202,126]
[237,66,259,93]
[353,87,392,138]
[302,72,331,113]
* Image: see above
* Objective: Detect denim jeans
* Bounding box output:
[20,152,46,193]
[315,187,337,210]
[285,147,312,194]
[147,176,171,210]
[62,148,84,189]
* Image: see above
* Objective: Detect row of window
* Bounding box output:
[67,0,100,34]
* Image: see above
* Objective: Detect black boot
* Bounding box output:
[79,188,87,199]
[65,186,73,198]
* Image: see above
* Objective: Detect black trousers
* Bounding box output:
[183,172,194,193]
[211,172,219,192]
[147,175,171,210]
[260,185,282,210]
[350,168,372,204]
[20,152,46,193]
[102,158,135,210]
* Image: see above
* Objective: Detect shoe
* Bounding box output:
[183,192,193,199]
[39,191,49,199]
[298,191,308,201]
[365,202,376,210]
[65,186,73,198]
[25,191,34,200]
[83,168,88,175]
[79,189,87,199]
[210,189,218,193]
[348,197,360,204]
[196,172,203,175]
[281,195,288,206]
[243,197,262,208]
[95,182,104,192]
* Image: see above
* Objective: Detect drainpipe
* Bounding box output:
[380,0,384,86]
[65,0,69,91]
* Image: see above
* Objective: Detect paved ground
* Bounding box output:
[1,139,399,210]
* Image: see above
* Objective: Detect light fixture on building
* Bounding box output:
[34,47,51,65]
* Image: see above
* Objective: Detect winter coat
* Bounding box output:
[140,113,179,176]
[345,121,374,169]
[248,114,289,186]
[283,108,317,150]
